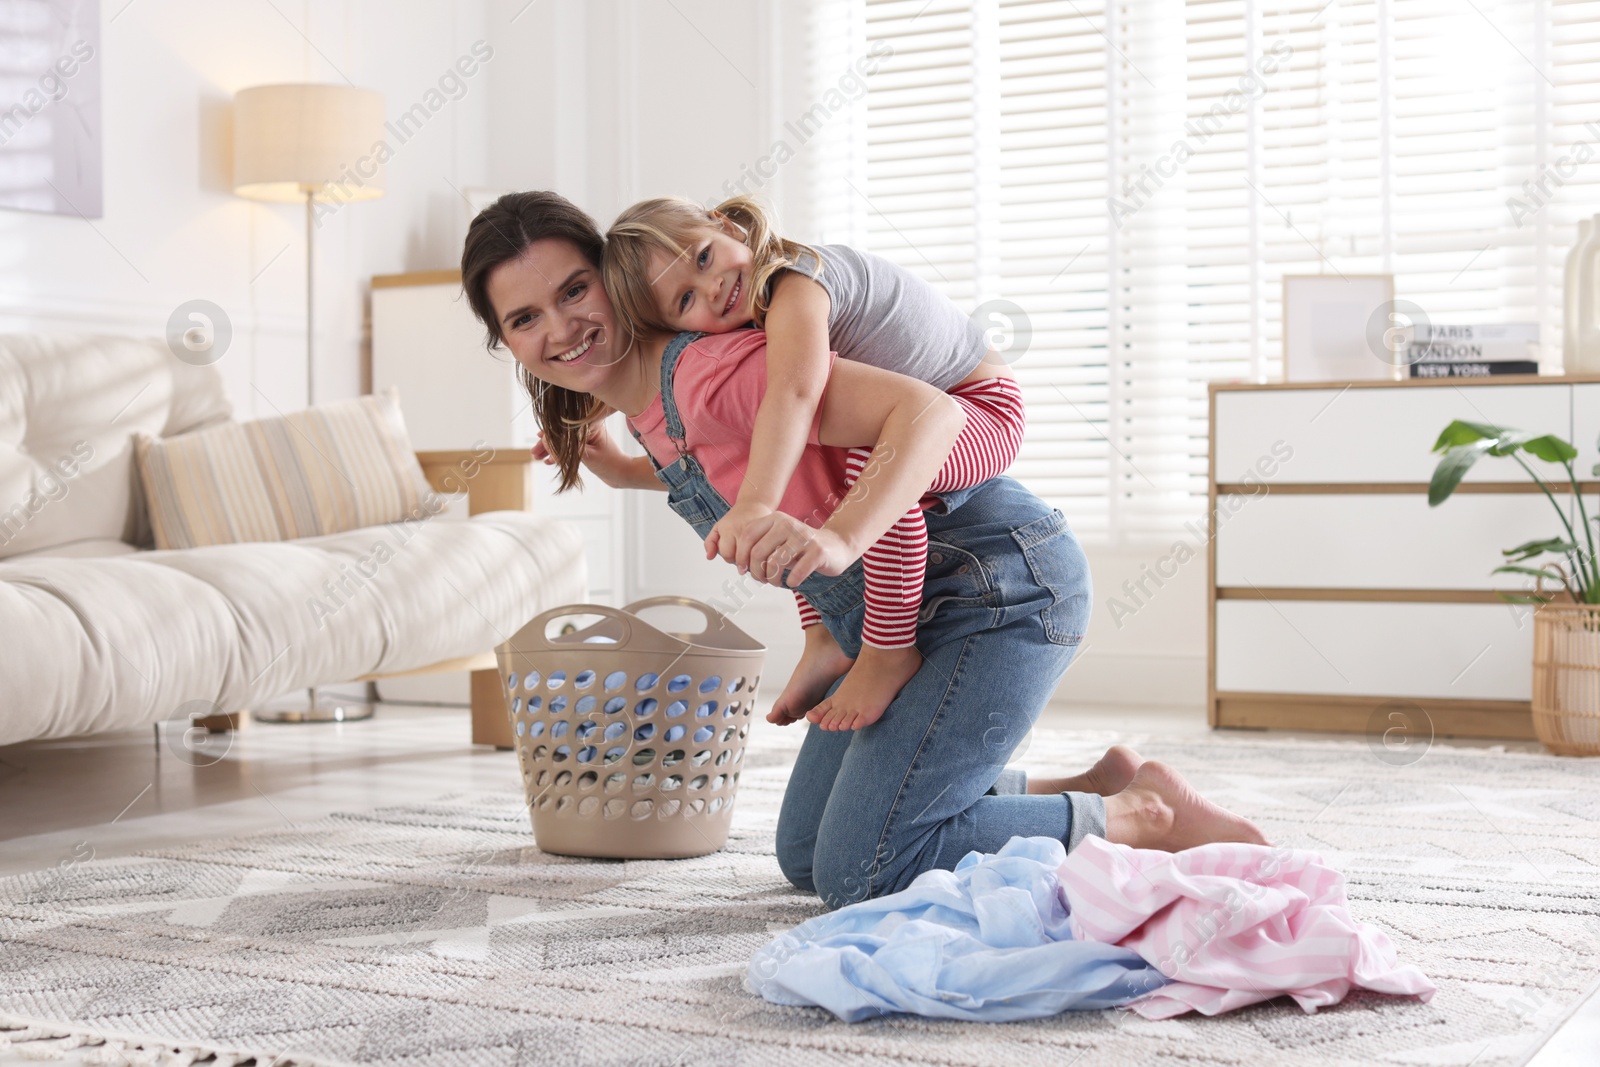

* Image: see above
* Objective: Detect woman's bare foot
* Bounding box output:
[1104,760,1268,851]
[808,644,921,731]
[1027,744,1144,797]
[767,626,855,726]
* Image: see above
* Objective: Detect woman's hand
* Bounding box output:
[705,500,775,564]
[740,512,856,588]
[530,427,616,467]
[531,423,660,491]
[575,422,632,483]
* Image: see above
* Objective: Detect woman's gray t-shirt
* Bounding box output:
[785,244,989,390]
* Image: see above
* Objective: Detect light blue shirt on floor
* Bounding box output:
[746,836,1167,1022]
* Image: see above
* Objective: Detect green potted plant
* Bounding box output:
[1430,421,1600,754]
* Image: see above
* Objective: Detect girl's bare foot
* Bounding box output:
[808,644,921,731]
[1104,760,1268,852]
[767,626,855,726]
[1027,744,1144,797]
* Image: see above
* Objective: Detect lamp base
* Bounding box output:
[252,687,376,724]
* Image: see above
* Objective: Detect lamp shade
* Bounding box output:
[233,84,385,203]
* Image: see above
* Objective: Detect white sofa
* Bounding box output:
[0,334,585,747]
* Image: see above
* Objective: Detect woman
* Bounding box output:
[460,191,1266,909]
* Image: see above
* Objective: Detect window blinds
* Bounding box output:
[810,0,1598,545]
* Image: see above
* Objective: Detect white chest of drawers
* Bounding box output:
[1207,376,1600,739]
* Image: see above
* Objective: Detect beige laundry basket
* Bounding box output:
[495,597,766,858]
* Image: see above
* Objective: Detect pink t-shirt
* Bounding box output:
[627,329,852,525]
[1059,836,1437,1019]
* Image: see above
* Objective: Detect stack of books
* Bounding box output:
[1407,324,1540,378]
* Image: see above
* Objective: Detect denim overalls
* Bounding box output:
[632,330,1105,909]
[629,331,870,651]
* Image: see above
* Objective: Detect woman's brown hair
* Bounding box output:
[461,190,606,492]
[603,194,819,342]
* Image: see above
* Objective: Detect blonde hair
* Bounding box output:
[603,195,820,341]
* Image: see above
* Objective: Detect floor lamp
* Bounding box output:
[233,83,385,723]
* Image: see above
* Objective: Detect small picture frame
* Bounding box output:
[1281,274,1396,383]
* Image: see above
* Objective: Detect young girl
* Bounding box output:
[603,196,1026,732]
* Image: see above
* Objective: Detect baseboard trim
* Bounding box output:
[1213,691,1536,740]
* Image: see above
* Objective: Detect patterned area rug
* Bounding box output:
[2,726,1598,1067]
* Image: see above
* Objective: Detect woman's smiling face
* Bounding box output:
[487,237,622,394]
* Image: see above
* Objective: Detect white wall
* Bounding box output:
[0,0,493,417]
[487,0,780,225]
[1068,549,1207,709]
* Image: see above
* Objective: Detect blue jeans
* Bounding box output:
[775,475,1106,909]
[633,333,1104,909]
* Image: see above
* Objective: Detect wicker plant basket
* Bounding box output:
[1532,602,1600,756]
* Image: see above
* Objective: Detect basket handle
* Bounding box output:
[515,603,634,651]
[622,595,766,651]
[621,595,731,636]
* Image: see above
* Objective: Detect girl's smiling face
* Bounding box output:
[487,237,622,394]
[647,223,757,333]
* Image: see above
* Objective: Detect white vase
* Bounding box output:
[1571,213,1600,374]
[1564,217,1594,370]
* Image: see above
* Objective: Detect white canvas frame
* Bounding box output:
[1281,274,1397,383]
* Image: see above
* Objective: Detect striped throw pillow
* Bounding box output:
[134,388,439,550]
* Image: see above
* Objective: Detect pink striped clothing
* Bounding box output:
[794,376,1026,647]
[1057,836,1437,1019]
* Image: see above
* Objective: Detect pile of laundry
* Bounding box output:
[746,836,1436,1022]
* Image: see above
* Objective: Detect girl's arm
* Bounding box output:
[705,272,833,558]
[739,358,965,586]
